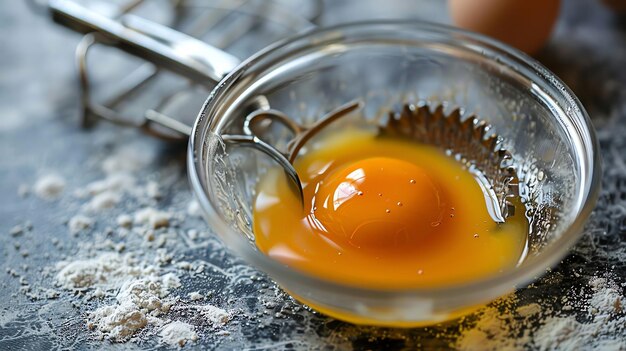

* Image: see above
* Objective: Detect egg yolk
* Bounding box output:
[312,157,445,251]
[253,130,528,289]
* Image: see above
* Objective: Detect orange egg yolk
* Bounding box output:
[253,130,528,289]
[312,157,445,251]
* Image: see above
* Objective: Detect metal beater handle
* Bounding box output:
[49,0,241,86]
[47,0,321,140]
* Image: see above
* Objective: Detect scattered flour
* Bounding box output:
[101,144,154,175]
[533,317,583,351]
[456,276,626,351]
[176,261,192,270]
[46,148,233,345]
[588,277,624,314]
[456,297,529,351]
[67,260,232,343]
[187,229,199,240]
[160,321,198,347]
[134,208,170,229]
[187,200,202,218]
[73,148,161,213]
[54,248,230,343]
[85,192,121,211]
[189,291,203,301]
[532,277,625,351]
[145,181,161,199]
[516,302,542,318]
[33,174,65,199]
[10,225,24,236]
[68,215,94,235]
[75,173,136,198]
[116,214,133,228]
[87,275,178,342]
[9,221,32,237]
[161,272,182,290]
[55,253,154,290]
[196,304,231,325]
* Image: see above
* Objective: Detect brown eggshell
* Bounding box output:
[449,0,561,55]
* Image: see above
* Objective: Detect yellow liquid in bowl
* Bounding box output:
[253,130,528,290]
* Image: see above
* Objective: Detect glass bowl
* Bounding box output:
[187,21,601,326]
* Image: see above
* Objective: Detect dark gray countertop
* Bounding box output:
[1,1,625,350]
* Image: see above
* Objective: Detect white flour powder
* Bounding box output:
[55,253,153,290]
[87,275,178,342]
[456,275,626,351]
[189,291,203,301]
[68,215,94,235]
[85,192,121,212]
[47,147,233,345]
[532,277,625,351]
[195,304,231,325]
[160,321,198,347]
[134,208,171,229]
[33,174,66,199]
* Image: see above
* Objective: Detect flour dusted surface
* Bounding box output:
[68,215,94,235]
[55,253,151,290]
[42,146,235,346]
[456,275,626,351]
[33,174,66,199]
[87,275,177,342]
[160,321,198,347]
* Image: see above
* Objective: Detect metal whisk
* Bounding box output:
[220,101,518,223]
[48,0,322,140]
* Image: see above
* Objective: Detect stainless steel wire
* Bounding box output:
[49,0,322,140]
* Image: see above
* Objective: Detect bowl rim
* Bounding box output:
[187,19,602,300]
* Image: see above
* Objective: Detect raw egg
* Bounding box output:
[312,157,445,250]
[449,0,561,55]
[253,130,528,289]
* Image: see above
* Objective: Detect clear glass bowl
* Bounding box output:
[188,21,601,326]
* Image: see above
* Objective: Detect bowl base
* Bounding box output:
[285,288,485,328]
